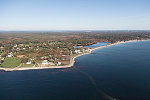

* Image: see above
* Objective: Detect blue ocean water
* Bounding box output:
[0,41,150,100]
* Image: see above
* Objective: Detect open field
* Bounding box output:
[1,57,21,68]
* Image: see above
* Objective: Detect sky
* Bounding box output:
[0,0,150,30]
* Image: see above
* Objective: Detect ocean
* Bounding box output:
[0,41,150,100]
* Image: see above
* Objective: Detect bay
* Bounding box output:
[0,41,150,100]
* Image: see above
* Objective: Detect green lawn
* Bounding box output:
[20,64,34,68]
[1,57,21,68]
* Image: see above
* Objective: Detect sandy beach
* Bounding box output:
[0,39,149,71]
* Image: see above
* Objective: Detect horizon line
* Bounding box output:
[0,29,150,32]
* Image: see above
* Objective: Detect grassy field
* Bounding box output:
[20,64,34,68]
[1,57,21,68]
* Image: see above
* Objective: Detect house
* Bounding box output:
[75,50,82,54]
[41,56,48,60]
[8,53,13,57]
[26,61,32,64]
[1,58,4,61]
[42,60,49,65]
[16,48,20,50]
[57,62,62,66]
[41,57,44,59]
[14,44,17,47]
[7,52,13,57]
[8,55,12,57]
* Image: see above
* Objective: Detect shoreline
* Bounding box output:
[0,39,149,71]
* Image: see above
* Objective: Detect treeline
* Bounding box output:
[0,31,150,44]
[79,31,150,43]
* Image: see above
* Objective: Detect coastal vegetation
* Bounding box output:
[0,31,150,69]
[1,57,21,68]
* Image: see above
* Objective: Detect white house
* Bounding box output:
[8,52,13,57]
[42,60,49,65]
[57,62,62,66]
[26,61,32,64]
[8,54,13,57]
[1,58,4,61]
[75,50,82,54]
[16,48,20,50]
[14,44,17,47]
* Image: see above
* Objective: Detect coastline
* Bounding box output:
[0,39,149,71]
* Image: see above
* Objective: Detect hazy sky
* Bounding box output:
[0,0,150,30]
